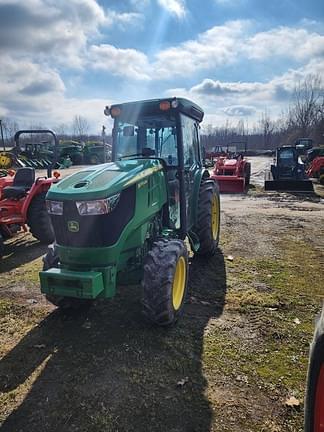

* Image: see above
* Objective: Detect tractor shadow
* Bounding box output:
[0,249,226,432]
[0,235,47,273]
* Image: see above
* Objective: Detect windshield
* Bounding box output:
[279,149,296,166]
[113,115,178,166]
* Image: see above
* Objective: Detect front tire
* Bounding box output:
[27,192,55,244]
[193,180,220,256]
[142,239,188,326]
[245,162,251,188]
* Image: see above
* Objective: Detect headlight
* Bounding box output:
[76,193,120,216]
[46,200,63,215]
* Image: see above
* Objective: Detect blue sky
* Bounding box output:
[0,0,323,133]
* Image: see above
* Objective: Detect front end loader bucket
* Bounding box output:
[212,175,246,193]
[264,179,314,193]
[264,169,314,193]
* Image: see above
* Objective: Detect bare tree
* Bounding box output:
[2,118,20,145]
[289,74,322,137]
[72,115,89,141]
[56,123,69,138]
[259,111,275,149]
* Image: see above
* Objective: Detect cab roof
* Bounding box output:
[110,97,204,123]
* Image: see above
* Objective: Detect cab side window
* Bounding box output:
[181,114,199,167]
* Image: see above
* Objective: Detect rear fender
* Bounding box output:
[189,167,210,228]
[21,177,58,220]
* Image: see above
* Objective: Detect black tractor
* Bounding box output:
[264,146,314,193]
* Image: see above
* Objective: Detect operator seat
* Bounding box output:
[2,168,35,199]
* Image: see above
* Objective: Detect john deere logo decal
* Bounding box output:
[67,220,79,232]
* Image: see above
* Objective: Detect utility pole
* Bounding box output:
[0,119,5,151]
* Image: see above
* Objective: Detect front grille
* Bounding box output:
[51,185,136,247]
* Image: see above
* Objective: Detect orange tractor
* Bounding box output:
[210,154,251,193]
[0,130,60,256]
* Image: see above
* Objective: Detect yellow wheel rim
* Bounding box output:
[211,194,220,241]
[0,153,12,169]
[172,256,186,310]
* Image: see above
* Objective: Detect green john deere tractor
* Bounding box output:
[39,98,220,325]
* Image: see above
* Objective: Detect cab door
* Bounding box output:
[180,114,201,228]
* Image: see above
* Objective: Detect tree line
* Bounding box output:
[0,115,98,147]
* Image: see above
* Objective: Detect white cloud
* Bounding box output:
[152,21,324,79]
[0,0,146,68]
[154,20,247,77]
[223,105,256,116]
[0,0,106,68]
[0,55,65,101]
[0,53,111,132]
[0,0,150,130]
[190,79,265,96]
[105,10,144,29]
[157,0,186,19]
[165,58,324,124]
[88,44,151,80]
[245,27,324,61]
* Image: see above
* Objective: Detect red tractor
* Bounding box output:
[0,130,60,256]
[307,157,324,185]
[210,154,251,193]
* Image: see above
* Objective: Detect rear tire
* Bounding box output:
[27,192,55,244]
[42,244,92,310]
[305,306,324,432]
[142,239,188,326]
[193,179,220,256]
[245,162,251,188]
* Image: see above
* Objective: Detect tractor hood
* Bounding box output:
[47,159,163,201]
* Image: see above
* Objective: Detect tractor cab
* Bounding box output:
[108,98,205,235]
